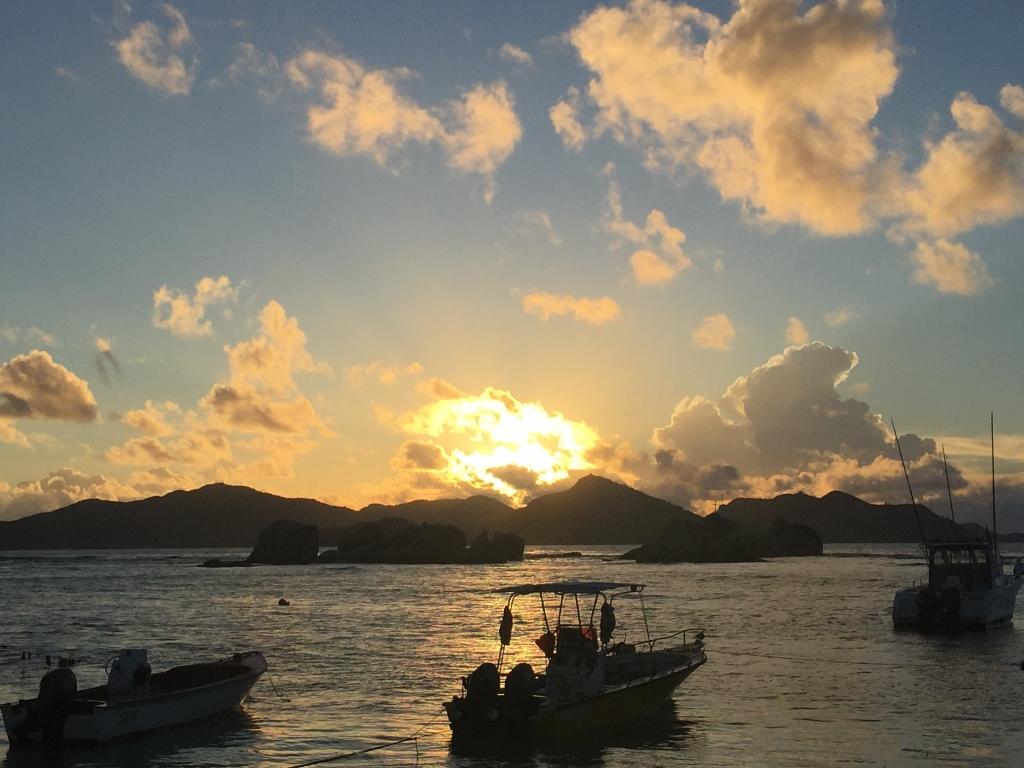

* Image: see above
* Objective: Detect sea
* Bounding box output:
[3,544,1024,767]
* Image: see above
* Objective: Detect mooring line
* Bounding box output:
[711,647,1022,669]
[285,707,446,767]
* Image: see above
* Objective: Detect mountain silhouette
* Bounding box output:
[715,489,972,543]
[0,483,358,549]
[0,477,982,550]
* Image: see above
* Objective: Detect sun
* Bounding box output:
[400,387,601,503]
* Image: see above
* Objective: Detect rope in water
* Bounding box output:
[263,662,291,703]
[711,647,1024,669]
[285,707,446,768]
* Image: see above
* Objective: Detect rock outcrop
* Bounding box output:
[624,515,822,563]
[247,520,319,565]
[765,518,823,556]
[465,529,525,563]
[318,518,524,564]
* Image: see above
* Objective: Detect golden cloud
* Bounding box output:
[908,239,994,296]
[692,313,736,351]
[522,292,622,325]
[569,0,898,235]
[785,316,809,346]
[113,3,197,96]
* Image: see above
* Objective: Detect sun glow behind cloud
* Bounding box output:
[398,387,601,504]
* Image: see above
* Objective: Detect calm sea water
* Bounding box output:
[3,544,1024,767]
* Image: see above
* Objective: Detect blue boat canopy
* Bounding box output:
[494,581,643,596]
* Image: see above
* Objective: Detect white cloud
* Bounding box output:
[908,239,994,296]
[498,43,533,67]
[561,1,1024,295]
[442,81,522,202]
[522,292,622,326]
[0,468,139,520]
[104,300,331,493]
[285,49,521,196]
[0,350,98,429]
[896,92,1024,241]
[645,342,960,511]
[122,400,179,437]
[54,67,81,83]
[692,313,735,351]
[346,361,423,390]
[0,327,58,347]
[152,275,235,338]
[550,87,588,151]
[785,316,809,345]
[824,306,861,327]
[113,3,197,96]
[567,0,898,235]
[512,209,561,246]
[604,165,690,285]
[201,300,331,436]
[1001,84,1024,120]
[213,42,282,102]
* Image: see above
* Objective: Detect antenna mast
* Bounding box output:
[891,418,927,550]
[941,444,959,541]
[991,412,999,555]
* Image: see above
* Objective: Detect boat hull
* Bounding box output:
[531,656,703,740]
[892,578,1023,630]
[447,650,706,748]
[2,652,266,745]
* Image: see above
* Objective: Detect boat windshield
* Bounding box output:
[928,545,992,590]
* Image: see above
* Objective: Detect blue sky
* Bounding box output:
[1,0,1023,526]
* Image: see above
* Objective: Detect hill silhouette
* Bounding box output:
[359,475,701,544]
[715,490,972,543]
[0,477,982,550]
[0,483,358,549]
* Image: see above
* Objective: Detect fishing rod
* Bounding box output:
[941,444,960,541]
[991,412,999,557]
[891,418,927,554]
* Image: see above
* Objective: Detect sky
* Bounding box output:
[2,0,1023,528]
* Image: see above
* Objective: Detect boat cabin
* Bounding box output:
[925,541,999,592]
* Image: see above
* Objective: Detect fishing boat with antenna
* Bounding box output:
[891,415,1024,630]
[442,581,707,747]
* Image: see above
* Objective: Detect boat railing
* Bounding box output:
[638,627,706,653]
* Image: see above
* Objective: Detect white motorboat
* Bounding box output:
[891,416,1023,630]
[2,649,266,745]
[893,540,1023,629]
[443,581,706,747]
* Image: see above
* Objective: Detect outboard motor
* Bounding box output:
[938,585,962,622]
[106,649,152,701]
[504,662,536,710]
[12,667,78,743]
[462,662,500,719]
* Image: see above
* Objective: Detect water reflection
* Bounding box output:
[447,703,695,767]
[1,710,257,768]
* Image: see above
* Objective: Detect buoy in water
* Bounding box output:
[278,598,290,606]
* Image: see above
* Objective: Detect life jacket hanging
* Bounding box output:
[499,605,513,646]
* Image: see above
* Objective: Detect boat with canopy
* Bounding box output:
[443,581,706,746]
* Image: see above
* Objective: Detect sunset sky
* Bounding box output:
[2,1,1023,526]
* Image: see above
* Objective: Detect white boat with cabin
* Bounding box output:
[892,540,1023,629]
[890,416,1023,630]
[2,649,266,745]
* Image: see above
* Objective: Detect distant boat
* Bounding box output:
[2,649,266,745]
[443,581,706,747]
[890,416,1024,630]
[892,540,1023,629]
